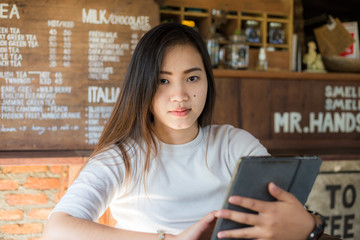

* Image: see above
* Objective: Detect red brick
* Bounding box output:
[0,209,24,220]
[0,179,18,190]
[23,177,60,190]
[1,223,43,235]
[2,166,47,174]
[6,194,48,205]
[28,208,52,219]
[53,192,61,203]
[49,166,64,174]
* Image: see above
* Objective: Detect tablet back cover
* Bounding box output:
[211,156,322,240]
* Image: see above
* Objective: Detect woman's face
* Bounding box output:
[151,44,208,144]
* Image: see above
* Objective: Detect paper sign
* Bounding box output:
[314,18,354,56]
[340,21,359,59]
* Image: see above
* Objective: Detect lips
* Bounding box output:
[170,108,190,117]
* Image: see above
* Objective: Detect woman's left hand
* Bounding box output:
[215,182,315,240]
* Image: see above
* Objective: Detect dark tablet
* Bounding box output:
[211,156,322,240]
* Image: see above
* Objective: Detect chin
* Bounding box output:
[169,125,191,131]
[169,122,196,131]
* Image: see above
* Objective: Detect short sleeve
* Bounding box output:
[50,147,124,221]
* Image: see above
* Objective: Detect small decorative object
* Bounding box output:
[268,22,285,44]
[303,41,326,72]
[245,20,260,43]
[322,55,360,73]
[221,30,249,69]
[256,47,268,71]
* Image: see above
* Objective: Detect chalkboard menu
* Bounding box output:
[0,0,159,151]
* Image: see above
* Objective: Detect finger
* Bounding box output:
[228,195,269,213]
[215,209,259,226]
[203,211,217,224]
[268,182,297,202]
[183,211,217,239]
[195,211,217,231]
[217,226,261,239]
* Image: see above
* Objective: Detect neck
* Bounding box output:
[154,124,199,145]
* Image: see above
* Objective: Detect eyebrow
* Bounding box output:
[160,67,203,75]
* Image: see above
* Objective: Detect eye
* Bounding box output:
[187,76,199,82]
[158,79,169,84]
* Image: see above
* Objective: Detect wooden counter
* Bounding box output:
[213,69,360,81]
[0,150,89,165]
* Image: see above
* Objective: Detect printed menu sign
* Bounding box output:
[0,0,159,150]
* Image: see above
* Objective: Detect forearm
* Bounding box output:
[42,212,175,240]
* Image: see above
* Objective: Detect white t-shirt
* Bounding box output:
[51,124,269,234]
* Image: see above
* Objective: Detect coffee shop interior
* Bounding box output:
[0,0,359,239]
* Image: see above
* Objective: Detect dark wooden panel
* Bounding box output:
[214,73,360,155]
[213,77,240,126]
[240,78,271,139]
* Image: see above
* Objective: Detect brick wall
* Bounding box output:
[0,166,69,240]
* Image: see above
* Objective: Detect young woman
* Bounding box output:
[43,23,321,240]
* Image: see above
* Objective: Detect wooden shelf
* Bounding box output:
[213,69,360,81]
[267,43,289,48]
[225,15,238,20]
[160,9,181,15]
[267,18,289,23]
[160,0,294,70]
[239,16,264,22]
[183,12,209,17]
[248,42,263,47]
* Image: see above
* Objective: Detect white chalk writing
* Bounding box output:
[82,8,151,31]
[274,85,360,134]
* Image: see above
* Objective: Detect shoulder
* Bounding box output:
[89,144,123,165]
[89,141,140,164]
[74,144,127,189]
[82,144,128,179]
[203,124,269,156]
[203,124,257,141]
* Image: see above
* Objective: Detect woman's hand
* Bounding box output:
[168,211,217,240]
[214,182,315,240]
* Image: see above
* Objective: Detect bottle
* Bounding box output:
[205,26,220,68]
[256,47,268,71]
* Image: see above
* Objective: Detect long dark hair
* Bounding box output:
[92,22,216,185]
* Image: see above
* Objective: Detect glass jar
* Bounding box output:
[245,20,260,43]
[206,38,220,68]
[221,34,249,69]
[205,26,220,68]
[268,22,285,44]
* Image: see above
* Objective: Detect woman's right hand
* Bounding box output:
[168,211,218,240]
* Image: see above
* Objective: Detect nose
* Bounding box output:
[170,82,189,102]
